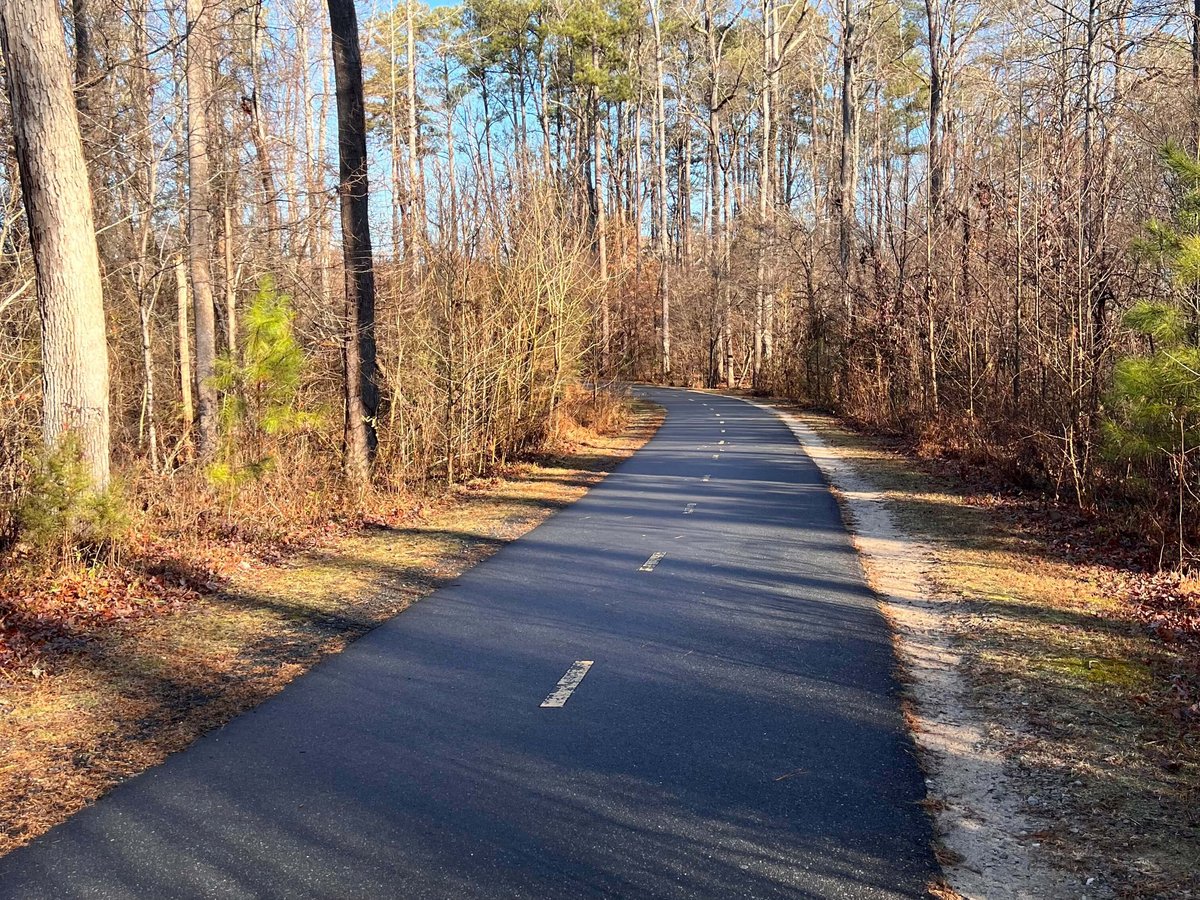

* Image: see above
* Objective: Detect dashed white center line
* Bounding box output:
[683,503,697,515]
[639,552,666,572]
[540,660,594,708]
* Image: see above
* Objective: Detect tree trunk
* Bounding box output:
[1,0,111,487]
[175,254,194,452]
[328,0,380,483]
[406,0,423,277]
[242,94,282,254]
[138,289,159,472]
[185,0,219,461]
[593,47,610,373]
[1193,0,1199,155]
[650,0,671,380]
[246,0,281,254]
[131,0,159,469]
[836,0,861,333]
[222,204,237,355]
[925,0,944,219]
[754,0,773,387]
[389,5,402,261]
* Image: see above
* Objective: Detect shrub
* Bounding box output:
[15,436,127,562]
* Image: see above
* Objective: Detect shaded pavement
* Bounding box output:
[0,387,938,899]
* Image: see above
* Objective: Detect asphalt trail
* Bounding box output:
[0,387,938,899]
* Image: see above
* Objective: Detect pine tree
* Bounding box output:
[1104,143,1200,563]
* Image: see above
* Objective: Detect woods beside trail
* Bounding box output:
[1,0,1200,890]
[2,0,1200,568]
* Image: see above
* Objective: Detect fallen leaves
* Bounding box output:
[0,567,199,679]
[1110,569,1200,645]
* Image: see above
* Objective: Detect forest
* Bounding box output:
[1,0,1199,569]
[4,1,1200,891]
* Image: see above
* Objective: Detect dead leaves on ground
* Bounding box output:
[0,567,199,680]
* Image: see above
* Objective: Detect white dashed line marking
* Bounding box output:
[684,503,697,515]
[640,552,666,572]
[540,661,594,708]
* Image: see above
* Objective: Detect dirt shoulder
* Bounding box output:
[734,395,1199,900]
[0,404,662,856]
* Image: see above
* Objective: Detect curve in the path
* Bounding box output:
[0,387,938,899]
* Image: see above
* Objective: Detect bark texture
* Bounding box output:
[185,0,219,460]
[328,0,380,481]
[0,0,111,487]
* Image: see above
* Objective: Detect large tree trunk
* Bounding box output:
[328,0,380,483]
[0,0,111,487]
[185,0,219,461]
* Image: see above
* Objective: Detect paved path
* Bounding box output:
[0,388,937,899]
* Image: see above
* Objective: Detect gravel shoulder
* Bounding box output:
[733,395,1197,900]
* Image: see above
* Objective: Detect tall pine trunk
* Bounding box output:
[328,0,379,483]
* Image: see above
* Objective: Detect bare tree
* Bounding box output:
[185,0,219,461]
[650,0,671,378]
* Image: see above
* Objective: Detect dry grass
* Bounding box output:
[0,400,662,856]
[788,409,1200,898]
